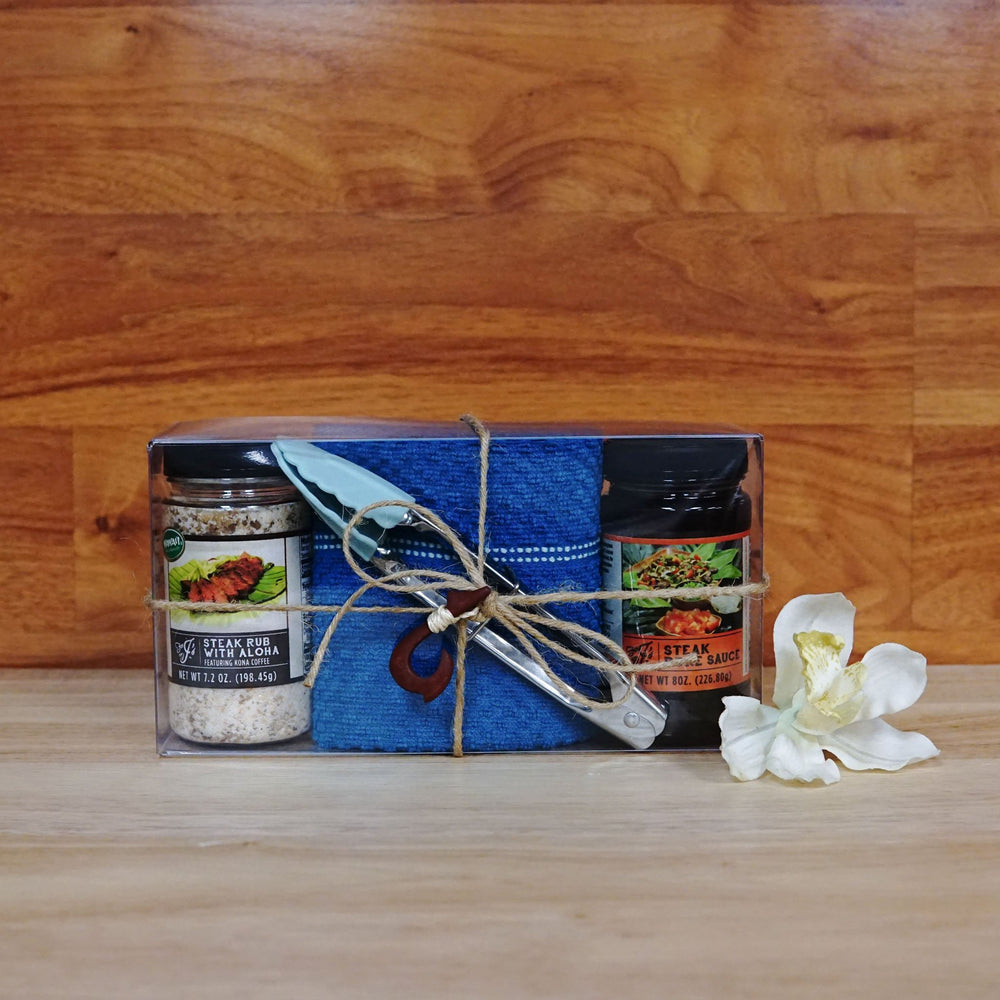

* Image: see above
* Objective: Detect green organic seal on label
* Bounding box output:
[162,528,185,562]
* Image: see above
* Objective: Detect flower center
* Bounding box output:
[793,630,867,725]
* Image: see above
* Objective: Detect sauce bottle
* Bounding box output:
[601,437,752,749]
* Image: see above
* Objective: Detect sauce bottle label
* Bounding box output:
[162,531,310,689]
[601,532,750,692]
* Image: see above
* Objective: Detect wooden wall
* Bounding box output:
[2,1,998,668]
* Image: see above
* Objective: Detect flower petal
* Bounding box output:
[820,717,940,772]
[773,594,856,709]
[765,726,841,784]
[855,643,928,719]
[719,697,780,781]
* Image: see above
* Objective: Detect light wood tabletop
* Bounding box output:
[1,664,997,998]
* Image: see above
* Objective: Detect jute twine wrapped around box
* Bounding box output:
[149,415,769,755]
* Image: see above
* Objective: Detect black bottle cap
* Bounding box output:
[161,442,282,480]
[603,437,749,487]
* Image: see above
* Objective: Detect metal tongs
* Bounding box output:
[271,440,667,749]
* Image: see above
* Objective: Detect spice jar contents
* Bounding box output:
[601,437,752,749]
[157,444,312,745]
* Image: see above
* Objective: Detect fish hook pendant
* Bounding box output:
[388,587,491,703]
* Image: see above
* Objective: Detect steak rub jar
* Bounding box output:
[601,437,754,749]
[154,443,312,745]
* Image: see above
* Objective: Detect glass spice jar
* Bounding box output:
[154,443,313,745]
[601,437,752,749]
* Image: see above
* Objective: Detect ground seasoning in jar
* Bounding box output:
[601,437,752,749]
[156,443,312,745]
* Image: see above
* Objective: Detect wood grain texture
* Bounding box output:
[0,429,74,617]
[0,1,998,667]
[916,220,1000,426]
[914,427,1000,629]
[761,424,913,659]
[2,5,1000,215]
[0,213,913,426]
[0,667,998,999]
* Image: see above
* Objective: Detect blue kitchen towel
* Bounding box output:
[308,435,605,751]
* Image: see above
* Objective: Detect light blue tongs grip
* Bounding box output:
[271,440,414,561]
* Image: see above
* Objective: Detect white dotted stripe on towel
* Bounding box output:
[385,539,599,556]
[312,541,599,564]
[491,542,599,555]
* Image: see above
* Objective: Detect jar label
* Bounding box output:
[601,532,750,692]
[164,532,310,689]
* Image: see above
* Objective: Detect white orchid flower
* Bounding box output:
[720,593,939,784]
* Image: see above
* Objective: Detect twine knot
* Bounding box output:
[426,601,485,634]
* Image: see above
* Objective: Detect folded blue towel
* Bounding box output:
[308,436,604,751]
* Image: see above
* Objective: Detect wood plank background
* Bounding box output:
[1,0,998,668]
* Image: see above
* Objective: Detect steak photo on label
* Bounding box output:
[182,553,272,604]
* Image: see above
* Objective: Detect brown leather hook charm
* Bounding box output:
[389,587,492,703]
